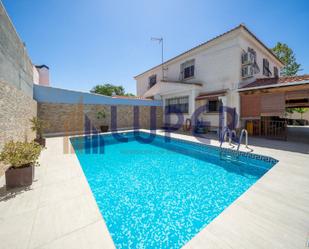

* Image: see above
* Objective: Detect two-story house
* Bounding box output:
[134,24,284,131]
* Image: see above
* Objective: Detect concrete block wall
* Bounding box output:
[0,2,34,97]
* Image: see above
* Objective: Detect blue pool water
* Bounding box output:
[71,132,277,249]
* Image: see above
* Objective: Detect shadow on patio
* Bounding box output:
[172,130,309,155]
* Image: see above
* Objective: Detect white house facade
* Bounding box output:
[134,24,284,131]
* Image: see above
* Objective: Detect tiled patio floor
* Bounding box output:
[0,130,308,249]
[0,137,114,249]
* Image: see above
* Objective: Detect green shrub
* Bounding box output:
[30,117,49,139]
[0,141,42,168]
[97,111,106,120]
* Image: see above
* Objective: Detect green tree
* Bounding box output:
[293,108,308,120]
[91,84,134,96]
[285,107,294,118]
[272,42,301,76]
[124,93,135,97]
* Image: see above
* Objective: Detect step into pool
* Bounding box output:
[70,131,277,249]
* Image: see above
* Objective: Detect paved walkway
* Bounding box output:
[0,130,308,249]
[0,137,115,249]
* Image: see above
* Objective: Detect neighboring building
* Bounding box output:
[135,24,284,130]
[33,64,50,86]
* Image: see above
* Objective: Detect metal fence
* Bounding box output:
[246,119,287,140]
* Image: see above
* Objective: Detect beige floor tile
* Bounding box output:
[184,229,233,249]
[0,186,41,219]
[38,220,115,249]
[0,210,36,249]
[38,176,91,207]
[28,194,101,249]
[40,164,84,187]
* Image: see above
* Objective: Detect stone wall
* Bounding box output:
[0,81,37,146]
[0,81,37,175]
[0,3,37,175]
[38,103,163,135]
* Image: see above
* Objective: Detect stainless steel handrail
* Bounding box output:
[229,130,237,147]
[237,129,249,151]
[220,127,231,148]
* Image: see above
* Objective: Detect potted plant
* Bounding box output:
[97,111,109,132]
[0,141,42,188]
[30,117,48,147]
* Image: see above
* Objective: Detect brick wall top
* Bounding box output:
[34,85,163,107]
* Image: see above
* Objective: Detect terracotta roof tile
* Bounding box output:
[241,75,309,89]
[196,90,228,100]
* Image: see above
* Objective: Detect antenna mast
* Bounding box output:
[151,37,164,80]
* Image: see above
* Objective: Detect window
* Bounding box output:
[165,96,189,114]
[263,58,271,76]
[148,75,157,88]
[241,47,260,76]
[274,66,279,78]
[242,65,254,78]
[241,51,254,65]
[208,99,222,113]
[184,65,194,79]
[180,59,195,79]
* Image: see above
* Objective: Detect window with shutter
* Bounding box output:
[274,67,279,78]
[208,99,222,113]
[242,65,253,78]
[180,60,195,80]
[165,96,189,114]
[263,58,271,76]
[148,75,157,88]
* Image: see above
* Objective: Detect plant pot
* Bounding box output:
[34,138,46,147]
[5,164,34,188]
[100,125,109,132]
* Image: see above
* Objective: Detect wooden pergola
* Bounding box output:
[238,76,309,139]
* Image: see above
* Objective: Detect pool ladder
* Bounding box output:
[220,128,251,153]
[237,129,250,151]
[220,128,236,148]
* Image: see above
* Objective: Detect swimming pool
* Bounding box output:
[71,131,277,249]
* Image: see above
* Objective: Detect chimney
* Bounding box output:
[35,65,50,86]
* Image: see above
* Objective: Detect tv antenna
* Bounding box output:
[151,37,164,80]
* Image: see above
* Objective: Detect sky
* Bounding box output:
[2,0,309,94]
